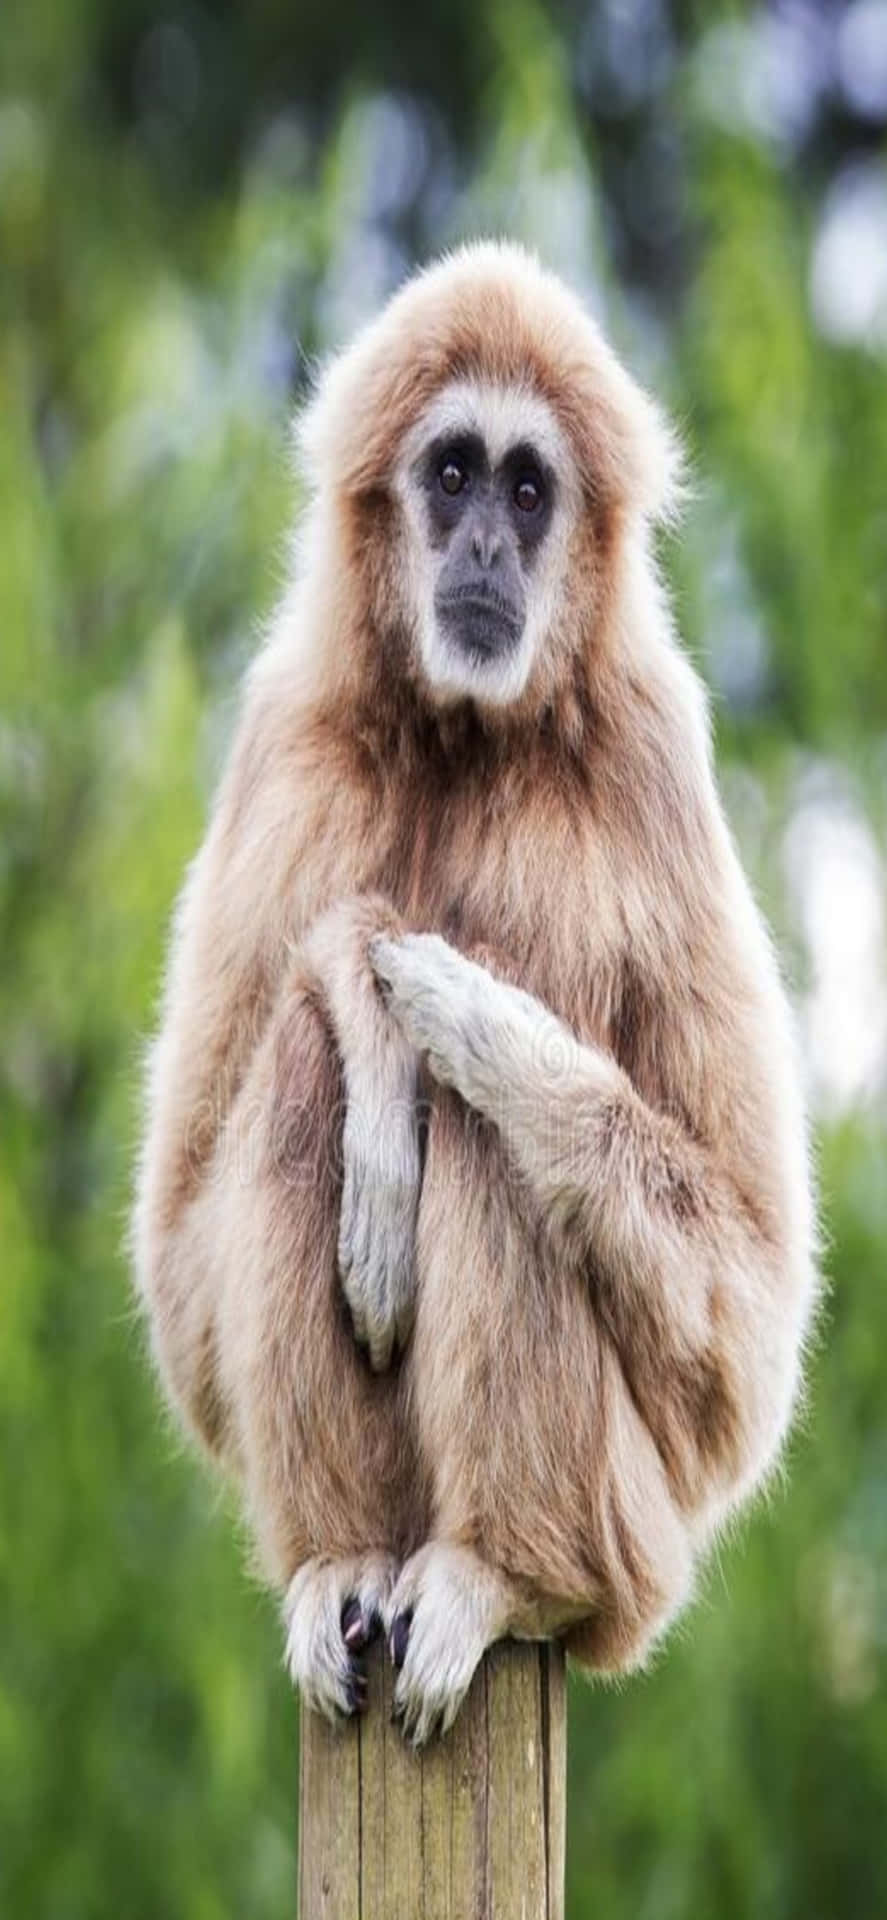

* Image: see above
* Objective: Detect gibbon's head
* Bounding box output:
[298,242,680,717]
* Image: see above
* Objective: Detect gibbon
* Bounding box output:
[134,241,817,1745]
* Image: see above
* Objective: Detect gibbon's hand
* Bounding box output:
[338,1059,422,1371]
[369,932,579,1134]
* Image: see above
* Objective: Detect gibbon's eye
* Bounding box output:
[514,473,543,513]
[439,458,468,497]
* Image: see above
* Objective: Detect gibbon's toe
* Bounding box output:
[346,1667,369,1714]
[342,1594,383,1651]
[389,1609,412,1671]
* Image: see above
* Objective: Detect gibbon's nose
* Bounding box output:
[470,520,502,571]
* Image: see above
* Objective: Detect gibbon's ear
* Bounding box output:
[293,307,452,503]
[553,336,687,529]
[294,336,389,498]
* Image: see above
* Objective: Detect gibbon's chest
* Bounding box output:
[348,764,627,1046]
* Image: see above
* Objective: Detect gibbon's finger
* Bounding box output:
[338,1155,355,1262]
[338,1205,367,1339]
[367,934,407,1009]
[349,1299,370,1352]
[363,1239,396,1371]
[337,1230,353,1293]
[352,1183,374,1277]
[344,1263,369,1348]
[367,1331,394,1373]
[337,1203,357,1307]
[365,947,465,1079]
[367,932,395,978]
[374,931,467,1006]
[424,1045,458,1092]
[366,1299,395,1373]
[342,1195,373,1335]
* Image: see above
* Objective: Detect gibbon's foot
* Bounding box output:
[385,1543,511,1747]
[283,1551,397,1722]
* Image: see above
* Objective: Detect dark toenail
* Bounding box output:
[365,1609,382,1644]
[390,1610,412,1670]
[347,1675,368,1713]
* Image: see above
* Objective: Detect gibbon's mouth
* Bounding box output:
[436,589,522,661]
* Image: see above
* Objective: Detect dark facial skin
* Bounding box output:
[419,431,555,663]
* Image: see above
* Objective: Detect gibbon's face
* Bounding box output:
[396,380,581,707]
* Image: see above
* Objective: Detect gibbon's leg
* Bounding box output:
[387,1000,691,1745]
[208,967,425,1714]
[139,890,428,1720]
[371,932,809,1521]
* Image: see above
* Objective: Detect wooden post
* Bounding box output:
[298,1638,566,1919]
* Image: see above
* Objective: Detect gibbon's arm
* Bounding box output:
[371,911,815,1525]
[136,885,420,1458]
[302,899,422,1368]
[134,680,422,1451]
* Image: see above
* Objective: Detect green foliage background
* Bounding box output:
[2,2,886,1913]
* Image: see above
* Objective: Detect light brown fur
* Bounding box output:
[134,243,816,1726]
